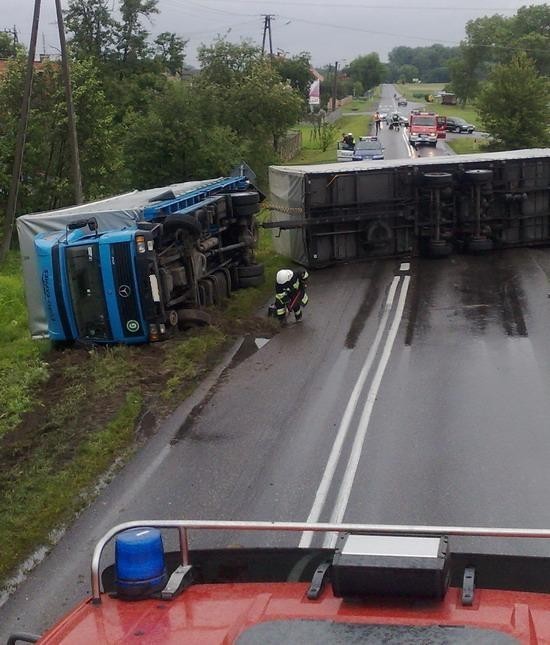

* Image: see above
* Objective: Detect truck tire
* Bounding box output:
[428,239,452,258]
[214,270,231,298]
[211,273,228,304]
[367,222,393,248]
[199,279,214,306]
[231,191,260,206]
[422,172,453,188]
[239,274,265,288]
[464,169,493,185]
[177,308,212,328]
[230,265,240,290]
[237,263,264,278]
[163,214,202,237]
[234,203,260,218]
[468,236,493,252]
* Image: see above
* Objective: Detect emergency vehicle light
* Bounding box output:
[332,533,450,599]
[115,527,168,598]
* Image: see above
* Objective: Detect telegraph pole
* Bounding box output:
[261,14,275,58]
[0,0,41,262]
[331,61,339,112]
[55,0,83,204]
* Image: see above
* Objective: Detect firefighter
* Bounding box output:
[274,268,309,323]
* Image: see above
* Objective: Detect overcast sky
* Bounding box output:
[4,0,548,68]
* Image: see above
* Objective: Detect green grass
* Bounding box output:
[397,82,445,100]
[0,252,49,439]
[447,136,487,154]
[0,390,142,570]
[291,114,372,165]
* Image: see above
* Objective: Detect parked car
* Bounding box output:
[397,98,408,106]
[353,136,384,160]
[445,116,475,134]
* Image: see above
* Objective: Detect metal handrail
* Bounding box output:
[91,520,550,602]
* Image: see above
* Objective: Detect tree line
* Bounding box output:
[0,0,312,232]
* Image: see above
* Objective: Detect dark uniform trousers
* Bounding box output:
[275,270,309,321]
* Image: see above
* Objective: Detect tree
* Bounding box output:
[0,57,122,219]
[197,40,304,149]
[154,32,187,75]
[123,82,243,187]
[448,53,479,105]
[476,52,550,150]
[398,64,419,83]
[0,31,21,58]
[64,0,116,60]
[272,52,314,102]
[116,0,159,65]
[347,53,385,91]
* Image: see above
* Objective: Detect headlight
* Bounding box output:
[136,234,146,254]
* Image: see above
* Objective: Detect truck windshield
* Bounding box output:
[412,117,436,126]
[66,244,111,340]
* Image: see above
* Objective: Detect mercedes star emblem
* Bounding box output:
[118,284,131,298]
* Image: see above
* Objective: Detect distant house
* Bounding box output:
[440,92,457,105]
[0,55,56,77]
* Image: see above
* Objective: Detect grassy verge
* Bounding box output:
[447,136,487,154]
[0,222,286,584]
[291,111,376,165]
[0,253,49,440]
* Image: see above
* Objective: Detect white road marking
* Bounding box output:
[299,276,401,548]
[402,129,415,158]
[400,262,410,272]
[323,275,411,548]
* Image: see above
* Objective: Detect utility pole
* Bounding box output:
[55,0,83,204]
[331,61,339,112]
[0,0,41,263]
[261,14,274,58]
[0,0,83,262]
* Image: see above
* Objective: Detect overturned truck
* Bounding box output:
[267,149,550,266]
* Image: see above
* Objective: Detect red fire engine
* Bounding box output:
[10,519,550,644]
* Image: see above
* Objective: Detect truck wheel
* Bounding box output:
[237,263,264,278]
[199,278,214,306]
[428,239,452,258]
[163,214,202,237]
[211,273,228,304]
[230,265,240,290]
[239,274,265,288]
[177,308,212,328]
[234,203,260,218]
[422,172,453,188]
[468,236,493,252]
[464,169,493,185]
[214,270,231,298]
[367,222,393,248]
[231,191,260,206]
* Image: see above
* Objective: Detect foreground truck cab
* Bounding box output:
[21,175,263,344]
[10,519,550,644]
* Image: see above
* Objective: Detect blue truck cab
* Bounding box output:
[32,175,261,345]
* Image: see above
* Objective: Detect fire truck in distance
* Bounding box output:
[408,110,439,148]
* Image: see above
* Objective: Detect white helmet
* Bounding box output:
[276,269,293,285]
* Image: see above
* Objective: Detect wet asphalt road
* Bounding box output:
[4,91,550,640]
